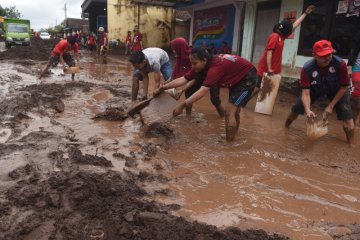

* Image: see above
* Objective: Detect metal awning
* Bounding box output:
[81,0,107,12]
[130,0,194,7]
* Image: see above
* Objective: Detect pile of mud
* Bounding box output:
[0,80,289,239]
[1,160,288,240]
[0,37,59,61]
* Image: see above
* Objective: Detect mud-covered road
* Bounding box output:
[0,39,359,240]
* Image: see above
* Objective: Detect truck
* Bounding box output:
[2,18,31,48]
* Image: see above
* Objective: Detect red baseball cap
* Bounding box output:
[313,40,335,56]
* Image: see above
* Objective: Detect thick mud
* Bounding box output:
[0,39,289,240]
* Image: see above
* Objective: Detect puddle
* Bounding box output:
[156,93,360,239]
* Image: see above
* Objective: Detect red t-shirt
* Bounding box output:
[87,35,96,45]
[300,60,350,88]
[132,32,142,51]
[257,32,286,76]
[99,32,108,46]
[52,39,79,56]
[185,54,254,88]
[125,35,131,45]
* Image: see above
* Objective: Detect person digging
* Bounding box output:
[39,36,81,81]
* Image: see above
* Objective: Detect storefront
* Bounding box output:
[177,0,360,80]
[177,0,246,54]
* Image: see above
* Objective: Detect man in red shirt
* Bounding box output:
[97,27,108,63]
[154,47,257,142]
[131,25,143,52]
[39,36,80,80]
[285,40,355,147]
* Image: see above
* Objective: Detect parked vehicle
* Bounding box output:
[39,32,51,40]
[3,18,31,48]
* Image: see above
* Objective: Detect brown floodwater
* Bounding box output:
[154,91,360,240]
[1,52,359,239]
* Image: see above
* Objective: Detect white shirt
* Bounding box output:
[143,48,170,72]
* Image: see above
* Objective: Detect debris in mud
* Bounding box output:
[70,148,113,167]
[144,123,174,139]
[1,169,289,240]
[0,38,59,61]
[93,107,128,121]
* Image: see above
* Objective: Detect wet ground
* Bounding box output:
[0,39,359,239]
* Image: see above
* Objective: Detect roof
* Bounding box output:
[64,18,88,28]
[130,0,194,7]
[81,0,107,12]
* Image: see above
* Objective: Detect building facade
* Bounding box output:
[177,0,360,80]
[107,0,174,48]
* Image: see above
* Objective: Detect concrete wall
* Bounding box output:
[108,0,174,48]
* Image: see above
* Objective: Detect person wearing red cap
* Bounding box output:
[285,40,355,147]
[255,5,315,89]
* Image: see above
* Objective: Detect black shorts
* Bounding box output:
[291,89,353,120]
[48,53,75,67]
[229,67,257,107]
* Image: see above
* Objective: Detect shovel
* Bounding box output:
[126,97,154,117]
[63,66,80,74]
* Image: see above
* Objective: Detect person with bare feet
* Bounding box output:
[129,48,172,102]
[39,36,80,81]
[285,40,355,147]
[154,47,257,142]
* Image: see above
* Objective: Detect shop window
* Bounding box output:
[298,0,360,58]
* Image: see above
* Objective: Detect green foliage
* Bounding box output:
[0,5,22,18]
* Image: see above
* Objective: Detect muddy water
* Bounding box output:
[154,92,360,239]
[1,51,359,239]
[41,55,360,239]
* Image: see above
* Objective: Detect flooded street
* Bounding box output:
[0,43,359,239]
[156,95,360,239]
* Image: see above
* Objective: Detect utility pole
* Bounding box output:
[63,3,67,20]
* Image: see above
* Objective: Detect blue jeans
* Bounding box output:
[134,61,172,81]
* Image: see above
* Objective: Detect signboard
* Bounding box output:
[0,16,4,23]
[283,11,297,39]
[193,5,235,51]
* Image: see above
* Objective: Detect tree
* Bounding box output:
[0,6,6,16]
[0,5,22,18]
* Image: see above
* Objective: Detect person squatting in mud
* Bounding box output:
[169,37,225,117]
[154,47,257,142]
[39,36,80,81]
[129,48,172,102]
[97,27,108,64]
[285,40,355,147]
